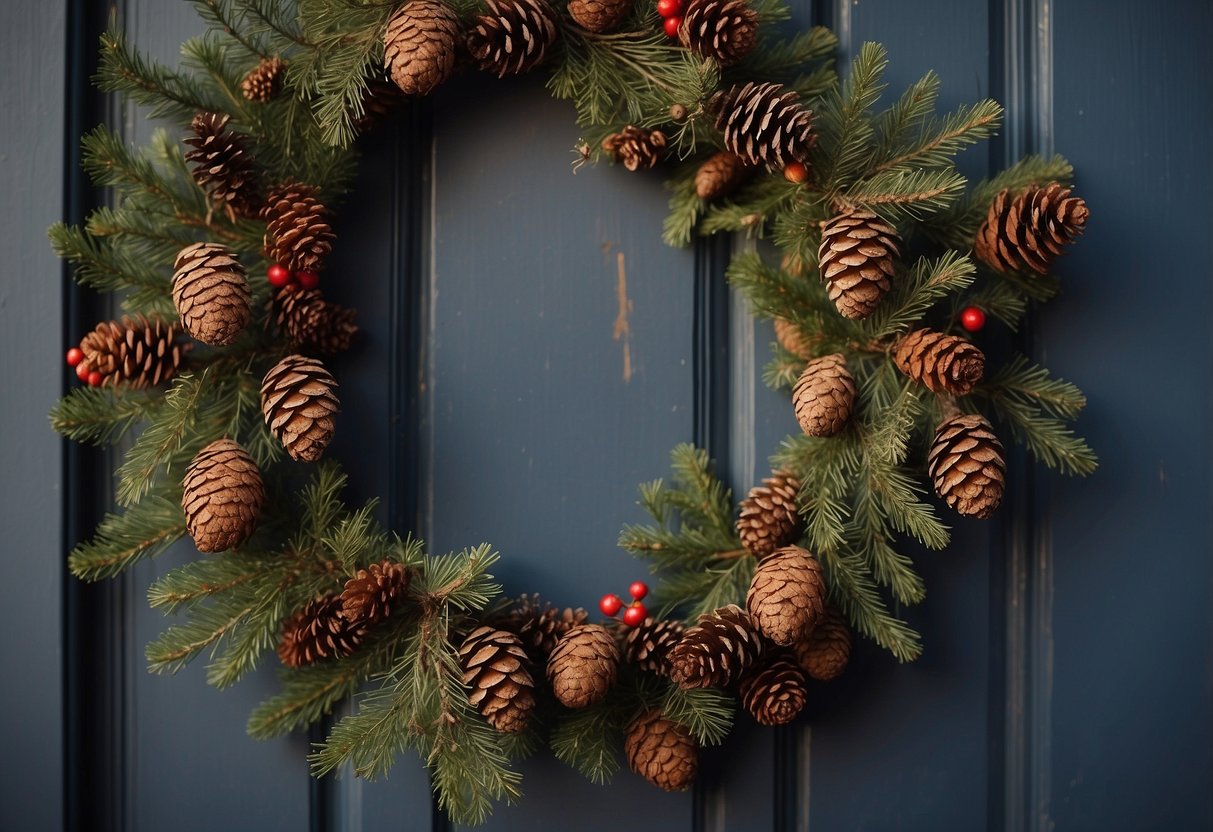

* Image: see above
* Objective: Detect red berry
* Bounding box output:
[66,347,84,367]
[296,270,320,290]
[663,15,681,37]
[267,263,291,288]
[75,362,91,381]
[628,581,649,601]
[86,371,103,387]
[783,161,809,184]
[622,602,647,627]
[657,0,682,16]
[599,594,624,617]
[960,306,987,332]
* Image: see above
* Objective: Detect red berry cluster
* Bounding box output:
[267,262,319,291]
[657,0,683,38]
[600,580,649,627]
[65,346,102,387]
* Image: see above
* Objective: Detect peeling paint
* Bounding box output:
[613,251,634,383]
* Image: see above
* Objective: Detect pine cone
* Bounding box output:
[623,617,686,675]
[739,654,808,726]
[818,209,900,320]
[184,112,259,218]
[893,328,985,395]
[794,605,851,681]
[624,709,698,792]
[602,126,668,172]
[746,545,824,646]
[792,353,855,437]
[737,470,802,559]
[975,182,1088,275]
[241,56,286,102]
[928,413,1006,518]
[694,151,749,200]
[459,626,537,733]
[260,354,340,462]
[273,286,359,355]
[466,0,558,77]
[679,0,757,67]
[772,317,813,360]
[171,242,252,346]
[76,316,189,389]
[498,594,589,664]
[263,182,335,274]
[278,594,365,668]
[181,439,264,553]
[340,561,410,628]
[713,82,816,170]
[352,79,409,133]
[546,623,619,708]
[383,0,460,96]
[568,0,633,32]
[667,604,764,689]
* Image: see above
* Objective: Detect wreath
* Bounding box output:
[50,0,1095,823]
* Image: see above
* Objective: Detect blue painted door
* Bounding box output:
[3,0,1211,830]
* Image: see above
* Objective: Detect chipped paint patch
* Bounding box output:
[613,251,634,383]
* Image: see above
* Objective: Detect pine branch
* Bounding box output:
[96,27,225,120]
[49,222,171,297]
[659,685,734,745]
[870,70,939,163]
[867,98,1001,176]
[68,494,187,581]
[551,701,624,784]
[861,251,976,339]
[842,166,967,221]
[814,42,888,189]
[662,162,704,247]
[50,386,160,446]
[819,547,921,661]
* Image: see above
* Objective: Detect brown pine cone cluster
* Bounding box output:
[602,126,668,171]
[894,329,985,395]
[713,82,816,170]
[172,242,252,346]
[75,316,188,389]
[818,209,900,320]
[547,623,619,708]
[184,112,259,218]
[694,151,749,201]
[794,605,852,681]
[623,617,685,675]
[975,182,1088,275]
[241,56,286,102]
[747,545,824,646]
[498,594,589,665]
[263,182,335,274]
[739,654,808,726]
[667,604,764,689]
[737,470,802,559]
[383,0,461,96]
[567,0,633,32]
[273,286,359,355]
[466,0,558,77]
[625,709,698,792]
[679,0,757,66]
[181,439,264,553]
[260,354,340,462]
[459,626,537,733]
[340,560,410,628]
[792,353,855,437]
[928,413,1006,518]
[278,594,365,668]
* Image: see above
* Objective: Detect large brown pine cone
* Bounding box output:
[547,623,619,708]
[241,56,286,102]
[567,0,633,32]
[713,82,816,170]
[340,561,410,628]
[498,594,589,665]
[792,353,855,437]
[746,545,824,646]
[263,182,335,274]
[794,605,851,681]
[667,604,764,689]
[928,413,1006,518]
[739,653,809,726]
[602,126,668,172]
[818,209,901,320]
[624,709,698,792]
[383,0,461,96]
[893,329,985,395]
[181,439,264,553]
[184,112,259,218]
[679,0,757,67]
[273,286,359,355]
[737,470,802,559]
[975,182,1088,275]
[278,594,365,668]
[623,617,686,675]
[260,354,340,462]
[459,626,537,733]
[76,317,188,389]
[466,0,558,77]
[694,151,749,201]
[172,242,252,346]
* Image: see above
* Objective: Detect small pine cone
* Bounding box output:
[278,594,365,668]
[466,0,558,78]
[568,0,633,32]
[499,594,589,664]
[667,604,764,689]
[746,545,824,646]
[928,413,1006,518]
[893,328,985,395]
[679,0,757,67]
[459,626,537,733]
[263,182,336,274]
[792,353,855,437]
[794,605,851,681]
[274,286,359,355]
[241,56,286,102]
[694,151,749,201]
[352,79,409,133]
[172,243,252,346]
[818,209,901,320]
[975,182,1089,275]
[184,112,259,217]
[181,439,264,553]
[625,709,698,792]
[546,623,619,708]
[76,316,189,389]
[602,126,668,172]
[623,617,686,675]
[713,82,816,170]
[737,470,803,559]
[739,654,808,726]
[773,318,813,360]
[383,0,460,96]
[340,561,410,628]
[260,354,340,462]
